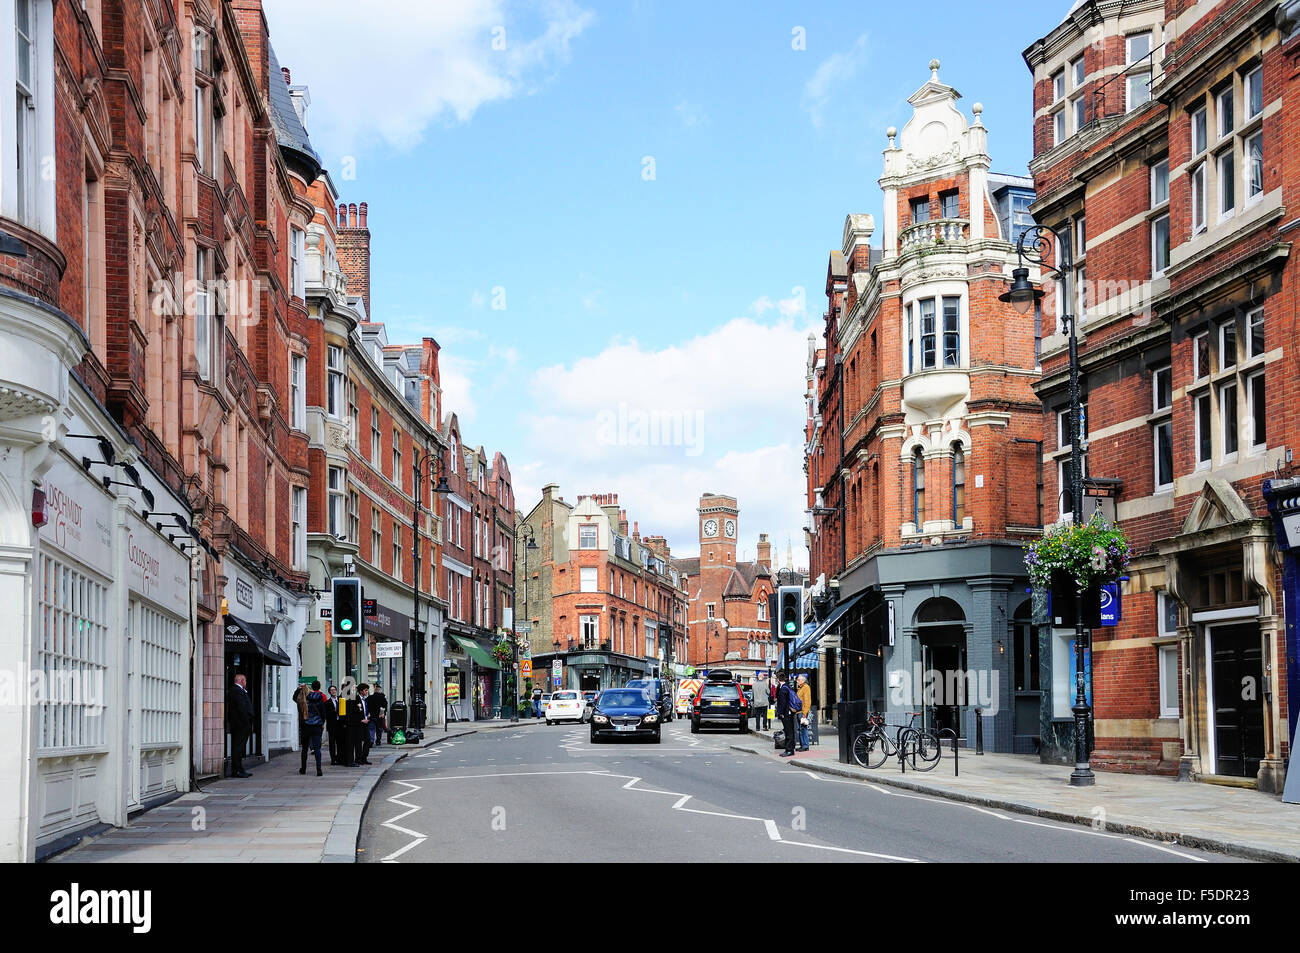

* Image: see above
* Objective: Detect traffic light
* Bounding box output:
[332,577,361,638]
[777,586,802,640]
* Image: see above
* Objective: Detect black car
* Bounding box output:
[589,689,662,743]
[626,677,674,722]
[690,676,748,734]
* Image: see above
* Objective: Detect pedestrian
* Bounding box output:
[751,673,770,731]
[369,683,388,747]
[299,680,327,776]
[337,677,358,767]
[356,683,373,765]
[325,684,341,765]
[532,688,542,718]
[293,682,309,771]
[774,670,801,758]
[226,674,254,778]
[796,674,813,751]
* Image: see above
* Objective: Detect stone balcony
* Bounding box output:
[899,217,968,254]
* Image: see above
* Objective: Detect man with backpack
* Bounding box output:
[775,670,802,758]
[299,680,327,776]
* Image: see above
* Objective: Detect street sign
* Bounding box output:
[521,659,533,678]
[375,641,403,659]
[514,622,532,633]
[1098,583,1122,626]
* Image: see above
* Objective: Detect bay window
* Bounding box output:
[326,345,344,418]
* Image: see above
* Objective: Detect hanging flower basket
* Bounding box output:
[491,640,514,664]
[1024,512,1131,593]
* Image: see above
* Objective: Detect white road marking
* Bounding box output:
[379,781,427,862]
[778,840,922,863]
[764,820,781,841]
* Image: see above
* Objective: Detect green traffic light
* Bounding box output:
[341,619,353,631]
[784,620,796,633]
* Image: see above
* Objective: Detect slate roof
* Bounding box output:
[267,44,321,180]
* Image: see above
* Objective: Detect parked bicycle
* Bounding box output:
[851,711,944,771]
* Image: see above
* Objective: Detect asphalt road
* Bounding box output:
[357,720,1243,863]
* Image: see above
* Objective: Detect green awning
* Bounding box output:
[452,635,499,670]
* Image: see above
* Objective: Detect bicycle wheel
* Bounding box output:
[902,728,943,771]
[852,729,890,769]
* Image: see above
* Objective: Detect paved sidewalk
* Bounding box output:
[735,725,1299,862]
[50,719,534,864]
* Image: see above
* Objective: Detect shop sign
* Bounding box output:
[236,576,255,610]
[125,513,189,617]
[40,456,112,577]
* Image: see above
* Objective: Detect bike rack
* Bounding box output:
[938,727,959,777]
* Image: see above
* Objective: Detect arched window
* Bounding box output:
[912,449,926,526]
[952,444,965,525]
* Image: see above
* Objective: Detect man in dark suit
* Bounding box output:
[227,674,255,777]
[325,684,342,764]
[368,683,388,747]
[355,683,373,765]
[337,679,358,767]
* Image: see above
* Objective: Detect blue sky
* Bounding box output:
[264,0,1070,561]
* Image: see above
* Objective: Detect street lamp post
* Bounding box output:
[511,522,538,722]
[411,444,452,733]
[1000,224,1095,787]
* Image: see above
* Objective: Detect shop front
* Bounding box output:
[222,612,291,772]
[364,601,411,716]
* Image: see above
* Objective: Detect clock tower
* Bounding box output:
[698,493,739,567]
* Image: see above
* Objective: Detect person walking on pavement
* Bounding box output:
[299,681,327,776]
[369,683,388,747]
[751,674,770,731]
[796,674,813,751]
[775,671,800,758]
[356,683,373,765]
[226,674,254,777]
[325,684,341,765]
[293,683,310,771]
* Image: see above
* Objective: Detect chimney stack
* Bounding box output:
[757,533,771,571]
[337,200,372,317]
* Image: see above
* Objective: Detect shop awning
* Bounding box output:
[451,634,499,670]
[791,591,868,659]
[223,614,292,666]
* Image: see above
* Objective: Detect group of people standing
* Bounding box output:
[224,677,389,779]
[773,671,813,757]
[291,678,389,775]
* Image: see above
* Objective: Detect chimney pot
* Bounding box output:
[348,203,358,228]
[359,202,368,229]
[282,66,291,85]
[338,203,347,228]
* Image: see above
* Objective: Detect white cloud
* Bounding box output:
[675,100,706,128]
[439,354,478,425]
[513,317,818,561]
[264,0,594,156]
[802,33,869,129]
[751,287,807,318]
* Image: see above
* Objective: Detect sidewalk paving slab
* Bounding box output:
[731,726,1299,862]
[49,719,535,864]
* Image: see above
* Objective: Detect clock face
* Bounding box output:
[703,519,719,538]
[725,519,736,538]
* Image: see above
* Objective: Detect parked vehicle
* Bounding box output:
[589,689,662,743]
[546,689,585,725]
[675,678,704,715]
[690,674,748,734]
[582,690,599,722]
[626,677,674,722]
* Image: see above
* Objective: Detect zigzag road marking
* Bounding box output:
[380,781,427,862]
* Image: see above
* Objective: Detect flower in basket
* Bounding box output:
[1024,512,1131,592]
[491,640,514,664]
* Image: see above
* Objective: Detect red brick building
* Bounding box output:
[803,61,1043,749]
[1022,0,1297,791]
[517,488,686,694]
[673,494,783,685]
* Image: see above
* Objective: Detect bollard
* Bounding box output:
[975,707,984,756]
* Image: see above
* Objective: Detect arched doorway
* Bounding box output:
[914,597,967,737]
[1011,599,1040,745]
